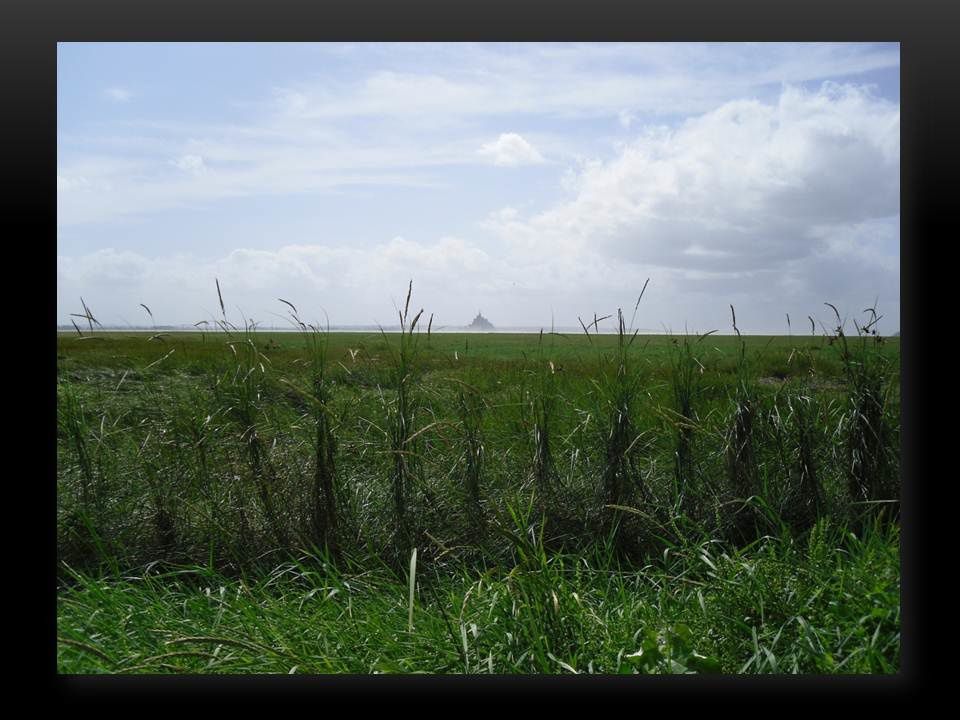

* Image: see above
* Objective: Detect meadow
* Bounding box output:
[56,292,901,674]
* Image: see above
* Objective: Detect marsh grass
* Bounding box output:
[57,374,133,570]
[57,293,899,603]
[529,330,560,496]
[580,290,655,552]
[723,306,761,543]
[789,394,828,531]
[56,512,899,674]
[451,340,486,528]
[58,381,96,511]
[667,329,713,520]
[137,407,181,554]
[210,287,289,550]
[56,287,901,674]
[382,281,428,560]
[777,315,831,530]
[276,299,341,560]
[826,303,899,525]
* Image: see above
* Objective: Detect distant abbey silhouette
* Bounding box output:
[468,311,494,330]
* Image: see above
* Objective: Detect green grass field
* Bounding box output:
[56,316,900,674]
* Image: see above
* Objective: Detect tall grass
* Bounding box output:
[58,381,96,512]
[382,281,427,558]
[529,330,559,494]
[601,310,644,508]
[452,343,486,527]
[786,393,826,529]
[278,299,340,560]
[57,380,116,567]
[668,330,711,519]
[56,291,900,577]
[137,410,180,553]
[724,306,760,542]
[581,294,653,549]
[826,303,899,524]
[162,381,225,561]
[212,287,288,549]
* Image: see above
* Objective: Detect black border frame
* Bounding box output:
[18,0,948,702]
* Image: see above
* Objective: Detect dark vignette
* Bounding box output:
[9,0,950,704]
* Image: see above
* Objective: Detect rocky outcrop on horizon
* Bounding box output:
[467,311,494,330]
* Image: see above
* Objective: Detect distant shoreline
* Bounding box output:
[55,325,661,335]
[55,326,896,337]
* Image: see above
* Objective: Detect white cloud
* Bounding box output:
[56,147,444,227]
[478,133,545,167]
[104,87,133,103]
[59,45,899,228]
[489,84,899,275]
[58,238,518,329]
[57,209,898,333]
[269,43,899,122]
[171,154,207,175]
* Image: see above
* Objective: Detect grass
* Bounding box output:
[56,290,901,674]
[277,300,341,559]
[57,516,899,674]
[668,329,711,522]
[528,330,561,497]
[723,306,761,542]
[56,332,899,562]
[452,340,487,528]
[827,304,900,526]
[383,281,427,562]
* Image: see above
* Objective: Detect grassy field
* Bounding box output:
[56,303,900,674]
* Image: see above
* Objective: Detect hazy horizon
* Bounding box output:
[57,43,900,335]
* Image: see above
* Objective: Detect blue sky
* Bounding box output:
[57,43,900,332]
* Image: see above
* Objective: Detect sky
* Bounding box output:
[57,42,900,334]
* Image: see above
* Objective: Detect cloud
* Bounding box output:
[488,83,899,275]
[56,231,650,331]
[103,87,133,103]
[57,210,898,334]
[171,154,207,175]
[269,43,899,122]
[57,238,516,328]
[59,45,899,227]
[56,148,443,227]
[478,133,545,166]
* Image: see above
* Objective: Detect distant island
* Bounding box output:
[467,311,494,330]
